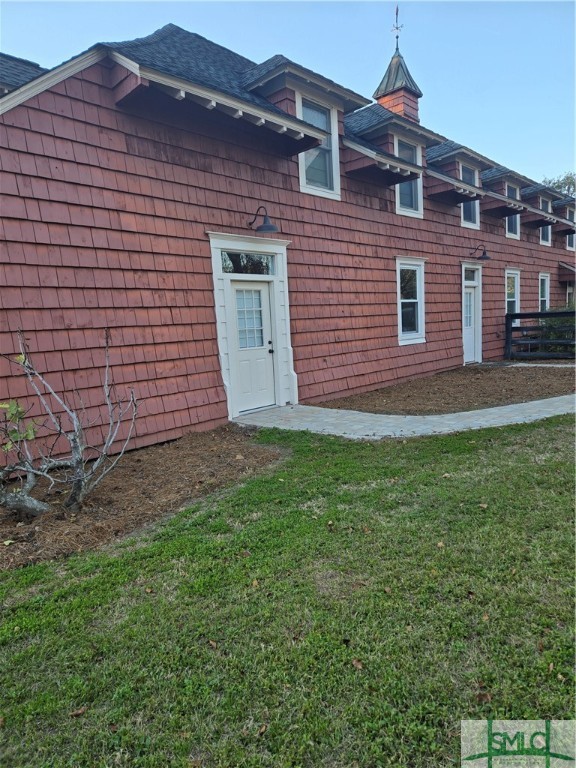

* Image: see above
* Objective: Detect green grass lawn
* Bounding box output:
[1,416,574,768]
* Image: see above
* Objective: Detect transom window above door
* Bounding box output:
[222,251,275,275]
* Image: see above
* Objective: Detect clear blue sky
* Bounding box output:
[1,1,574,182]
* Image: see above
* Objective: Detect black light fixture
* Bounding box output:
[246,205,279,233]
[469,243,490,261]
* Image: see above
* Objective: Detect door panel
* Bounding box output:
[232,283,275,412]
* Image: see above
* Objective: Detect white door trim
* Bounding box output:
[208,232,297,418]
[461,263,483,364]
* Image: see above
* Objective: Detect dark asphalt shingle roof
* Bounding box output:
[552,196,576,209]
[520,183,564,200]
[241,53,368,109]
[344,103,397,134]
[425,140,462,163]
[0,52,47,90]
[480,166,511,184]
[98,24,290,118]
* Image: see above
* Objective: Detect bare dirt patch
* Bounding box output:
[1,364,573,571]
[316,364,575,415]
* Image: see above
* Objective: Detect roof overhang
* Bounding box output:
[111,53,324,155]
[521,205,559,228]
[553,220,576,235]
[0,47,106,114]
[558,262,575,283]
[427,147,494,172]
[343,138,421,185]
[426,169,485,205]
[481,190,526,218]
[357,111,445,149]
[0,47,324,156]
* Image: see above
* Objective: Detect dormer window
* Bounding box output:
[395,137,423,218]
[460,164,480,228]
[540,197,552,245]
[506,184,521,239]
[297,95,341,200]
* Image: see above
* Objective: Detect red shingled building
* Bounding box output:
[0,25,574,448]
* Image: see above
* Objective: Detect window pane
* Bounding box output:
[305,147,332,188]
[507,298,517,314]
[541,225,551,243]
[397,141,416,163]
[399,179,417,210]
[506,275,517,300]
[401,302,418,333]
[507,214,518,235]
[464,268,476,282]
[461,165,476,185]
[236,290,264,349]
[462,200,477,223]
[400,268,417,300]
[222,252,274,275]
[464,292,473,328]
[506,184,518,200]
[302,101,329,131]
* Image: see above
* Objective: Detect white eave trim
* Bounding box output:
[343,138,422,177]
[426,168,486,197]
[482,189,526,210]
[133,61,326,143]
[0,48,106,115]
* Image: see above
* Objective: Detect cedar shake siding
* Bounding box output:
[0,27,573,449]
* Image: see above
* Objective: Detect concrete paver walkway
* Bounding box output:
[234,395,575,440]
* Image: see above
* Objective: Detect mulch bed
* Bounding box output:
[316,364,575,415]
[0,424,283,571]
[1,364,573,571]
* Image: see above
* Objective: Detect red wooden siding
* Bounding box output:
[0,61,571,448]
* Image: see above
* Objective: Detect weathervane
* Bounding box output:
[392,3,403,51]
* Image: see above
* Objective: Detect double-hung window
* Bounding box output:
[539,273,550,312]
[460,164,479,228]
[395,138,422,218]
[505,269,520,326]
[396,259,425,344]
[297,96,340,200]
[567,208,575,251]
[506,184,520,239]
[540,198,552,245]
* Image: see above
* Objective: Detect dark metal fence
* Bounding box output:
[504,310,576,360]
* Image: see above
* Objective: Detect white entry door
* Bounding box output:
[462,264,482,364]
[463,286,477,363]
[232,282,276,412]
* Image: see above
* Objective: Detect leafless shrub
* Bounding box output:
[1,329,137,519]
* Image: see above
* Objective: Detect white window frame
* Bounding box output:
[295,92,341,201]
[396,258,426,345]
[539,273,550,312]
[567,207,575,251]
[505,269,521,326]
[539,197,552,246]
[505,183,521,240]
[567,285,574,306]
[394,136,423,219]
[459,163,480,229]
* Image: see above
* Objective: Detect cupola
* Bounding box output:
[373,43,422,123]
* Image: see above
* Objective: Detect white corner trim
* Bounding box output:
[0,49,107,115]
